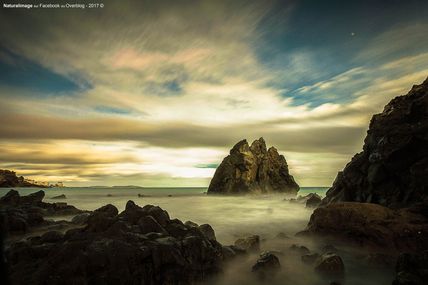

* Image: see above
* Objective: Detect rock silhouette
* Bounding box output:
[207,137,299,195]
[323,78,428,208]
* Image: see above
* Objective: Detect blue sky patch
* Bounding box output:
[0,47,90,95]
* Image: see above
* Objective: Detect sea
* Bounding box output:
[1,186,394,285]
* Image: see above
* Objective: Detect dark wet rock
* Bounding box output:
[321,244,339,254]
[299,202,428,251]
[95,204,118,217]
[288,193,320,204]
[306,193,322,208]
[20,190,45,205]
[184,220,199,228]
[252,252,281,279]
[0,190,85,236]
[302,253,320,265]
[0,189,20,205]
[276,232,289,239]
[138,215,167,234]
[314,252,345,278]
[222,245,247,260]
[71,212,90,224]
[323,78,428,208]
[207,137,299,195]
[364,253,396,268]
[51,194,66,199]
[234,235,260,252]
[40,231,63,243]
[199,224,216,241]
[393,251,428,285]
[290,244,310,255]
[6,201,224,285]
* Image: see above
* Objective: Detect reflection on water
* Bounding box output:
[0,187,393,284]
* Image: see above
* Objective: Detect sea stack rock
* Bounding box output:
[323,78,428,208]
[207,138,299,195]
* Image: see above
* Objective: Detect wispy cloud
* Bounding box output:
[0,0,427,186]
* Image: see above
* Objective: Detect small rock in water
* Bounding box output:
[290,244,310,255]
[320,244,339,254]
[51,194,66,199]
[252,252,281,279]
[106,194,113,197]
[393,251,428,285]
[305,194,322,208]
[302,253,320,265]
[275,232,289,239]
[314,252,345,279]
[234,235,260,252]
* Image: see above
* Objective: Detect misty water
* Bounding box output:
[1,187,394,285]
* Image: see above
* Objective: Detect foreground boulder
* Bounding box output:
[322,78,428,208]
[0,190,84,236]
[234,235,260,252]
[393,251,428,285]
[252,252,281,279]
[6,201,225,285]
[207,138,299,194]
[314,253,345,278]
[299,202,428,251]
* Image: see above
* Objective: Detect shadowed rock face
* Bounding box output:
[207,138,299,195]
[323,78,428,208]
[299,202,428,252]
[6,201,227,285]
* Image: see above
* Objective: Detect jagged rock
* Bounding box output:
[314,252,345,278]
[323,78,428,208]
[298,202,428,251]
[71,213,90,224]
[234,235,260,252]
[290,244,310,255]
[252,252,281,279]
[364,253,395,268]
[6,202,225,285]
[207,138,299,194]
[302,253,320,265]
[199,224,216,241]
[306,193,322,208]
[393,251,428,285]
[40,231,63,243]
[51,194,66,199]
[0,190,84,236]
[276,232,289,239]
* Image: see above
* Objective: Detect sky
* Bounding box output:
[0,0,428,187]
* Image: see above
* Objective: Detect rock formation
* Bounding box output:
[207,138,299,195]
[0,190,84,235]
[0,169,44,188]
[322,78,428,208]
[299,202,428,252]
[5,201,232,285]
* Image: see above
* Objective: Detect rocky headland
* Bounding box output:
[207,137,299,195]
[299,78,428,284]
[322,78,428,208]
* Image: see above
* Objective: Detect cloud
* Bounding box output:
[0,0,428,186]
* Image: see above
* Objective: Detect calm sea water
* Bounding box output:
[1,186,327,244]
